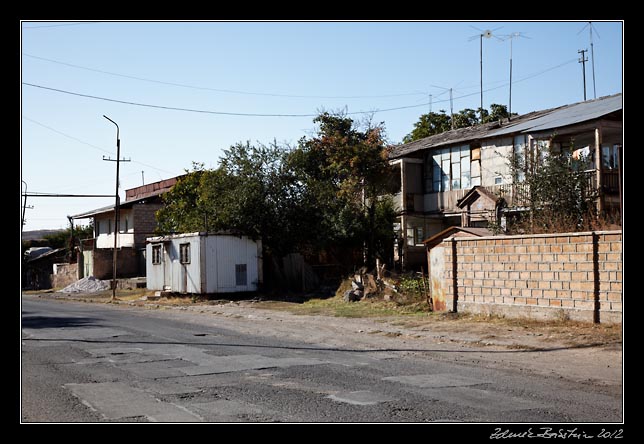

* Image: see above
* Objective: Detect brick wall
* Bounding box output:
[92,247,140,279]
[437,230,622,324]
[132,203,163,246]
[51,263,78,289]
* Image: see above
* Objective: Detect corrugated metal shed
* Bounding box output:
[146,232,262,294]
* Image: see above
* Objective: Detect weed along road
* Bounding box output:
[21,295,622,423]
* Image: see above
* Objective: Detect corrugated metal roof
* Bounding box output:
[389,93,622,159]
[486,93,622,137]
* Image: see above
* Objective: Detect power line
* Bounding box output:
[22,22,101,29]
[23,193,115,197]
[23,57,579,119]
[21,115,175,175]
[23,53,427,100]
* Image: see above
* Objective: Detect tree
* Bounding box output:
[402,111,451,143]
[403,104,513,143]
[503,142,599,234]
[289,112,397,267]
[157,145,304,258]
[451,108,479,129]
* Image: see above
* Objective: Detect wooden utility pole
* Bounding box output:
[578,49,588,101]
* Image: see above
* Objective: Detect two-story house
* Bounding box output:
[389,94,622,270]
[72,175,183,279]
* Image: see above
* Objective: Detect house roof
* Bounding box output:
[486,93,622,137]
[71,194,156,219]
[423,226,497,250]
[456,186,500,209]
[389,93,622,159]
[72,175,182,219]
[25,247,66,263]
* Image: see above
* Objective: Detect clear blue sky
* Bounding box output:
[21,20,623,232]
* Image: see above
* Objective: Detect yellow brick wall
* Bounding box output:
[440,231,622,323]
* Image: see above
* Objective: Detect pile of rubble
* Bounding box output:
[59,276,110,293]
[342,268,399,302]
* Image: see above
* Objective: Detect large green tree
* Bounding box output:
[289,112,397,267]
[403,104,512,143]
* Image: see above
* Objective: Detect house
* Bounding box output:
[72,175,183,279]
[146,232,262,294]
[22,247,67,290]
[389,93,622,270]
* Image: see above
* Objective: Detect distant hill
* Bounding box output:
[22,229,64,241]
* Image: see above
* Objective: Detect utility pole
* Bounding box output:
[102,115,130,301]
[578,49,588,101]
[450,88,454,129]
[480,33,484,119]
[21,180,28,237]
[589,23,597,99]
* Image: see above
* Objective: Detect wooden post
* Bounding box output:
[595,126,603,214]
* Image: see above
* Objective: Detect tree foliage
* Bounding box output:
[403,104,512,143]
[156,112,397,269]
[503,142,600,234]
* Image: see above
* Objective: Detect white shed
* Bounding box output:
[145,232,262,294]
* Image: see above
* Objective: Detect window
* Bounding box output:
[95,221,100,237]
[513,135,527,182]
[108,218,112,234]
[602,144,620,170]
[428,145,473,192]
[495,176,503,185]
[414,227,425,245]
[179,243,190,264]
[152,245,161,265]
[124,215,129,232]
[235,264,247,286]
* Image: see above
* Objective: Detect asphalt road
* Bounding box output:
[21,296,622,423]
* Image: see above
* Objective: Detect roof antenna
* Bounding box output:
[578,22,600,99]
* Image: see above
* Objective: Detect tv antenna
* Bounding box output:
[578,22,600,99]
[499,32,530,116]
[469,26,503,121]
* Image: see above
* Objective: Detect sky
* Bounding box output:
[20,20,623,232]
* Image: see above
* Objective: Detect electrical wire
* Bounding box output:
[23,53,427,100]
[22,115,176,175]
[23,58,578,119]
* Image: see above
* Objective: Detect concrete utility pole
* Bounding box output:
[102,115,130,301]
[578,49,588,101]
[21,180,28,237]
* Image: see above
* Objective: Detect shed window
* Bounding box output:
[179,243,190,264]
[152,245,161,265]
[235,264,247,286]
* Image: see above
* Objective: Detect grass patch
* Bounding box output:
[255,295,432,318]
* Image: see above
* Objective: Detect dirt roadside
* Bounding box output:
[25,290,623,388]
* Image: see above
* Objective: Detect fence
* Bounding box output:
[432,230,622,323]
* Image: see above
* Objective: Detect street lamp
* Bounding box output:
[103,115,120,302]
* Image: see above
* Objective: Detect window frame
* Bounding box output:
[179,243,191,264]
[235,264,247,286]
[152,245,162,265]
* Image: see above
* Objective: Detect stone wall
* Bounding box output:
[436,231,622,324]
[51,263,78,289]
